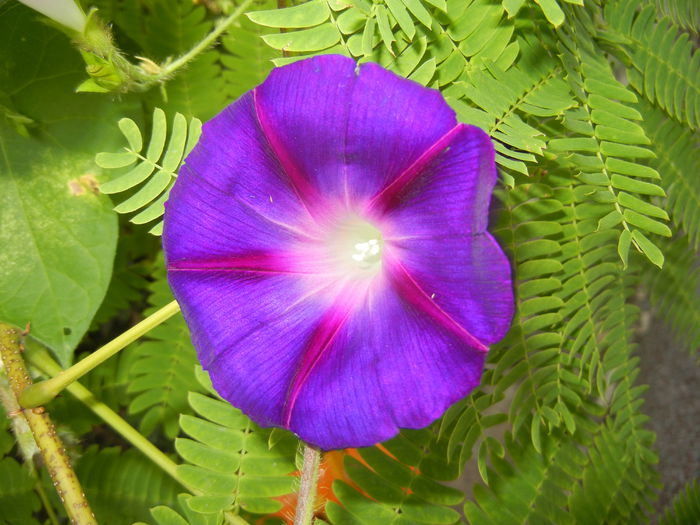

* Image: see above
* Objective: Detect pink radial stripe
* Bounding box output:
[282,295,353,427]
[253,88,322,218]
[366,123,464,215]
[384,251,489,352]
[168,252,314,275]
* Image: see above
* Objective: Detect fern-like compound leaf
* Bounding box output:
[605,0,700,131]
[639,101,700,248]
[175,368,298,517]
[96,108,202,235]
[553,14,670,268]
[75,446,180,524]
[660,480,700,525]
[326,428,463,524]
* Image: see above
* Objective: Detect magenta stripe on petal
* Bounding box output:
[366,123,464,215]
[282,296,353,427]
[384,251,489,352]
[252,88,322,218]
[168,252,314,275]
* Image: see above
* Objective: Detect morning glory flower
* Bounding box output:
[163,55,514,450]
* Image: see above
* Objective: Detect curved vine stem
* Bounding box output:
[294,444,322,525]
[76,0,255,93]
[157,0,255,80]
[20,300,180,408]
[0,324,96,524]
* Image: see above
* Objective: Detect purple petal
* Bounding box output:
[163,91,318,266]
[289,279,486,450]
[254,55,457,206]
[371,124,497,237]
[169,269,330,427]
[386,234,514,347]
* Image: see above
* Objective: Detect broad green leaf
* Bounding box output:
[0,4,125,364]
[0,458,40,525]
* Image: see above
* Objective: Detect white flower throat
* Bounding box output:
[327,217,384,276]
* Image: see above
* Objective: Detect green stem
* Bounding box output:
[0,324,96,525]
[20,300,180,408]
[157,0,256,80]
[294,444,322,525]
[26,348,250,525]
[25,348,187,488]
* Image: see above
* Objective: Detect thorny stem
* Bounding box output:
[294,444,322,525]
[20,300,180,408]
[0,323,96,524]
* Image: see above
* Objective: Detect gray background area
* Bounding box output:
[637,317,700,515]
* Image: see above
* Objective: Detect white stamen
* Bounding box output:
[327,217,383,275]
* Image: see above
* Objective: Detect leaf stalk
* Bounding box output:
[20,300,180,408]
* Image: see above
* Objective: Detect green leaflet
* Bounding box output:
[0,3,123,365]
[139,494,222,525]
[96,108,202,235]
[175,368,298,517]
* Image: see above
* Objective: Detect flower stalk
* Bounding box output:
[0,323,96,525]
[20,300,180,409]
[294,444,322,525]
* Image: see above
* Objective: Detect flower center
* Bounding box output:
[327,217,383,276]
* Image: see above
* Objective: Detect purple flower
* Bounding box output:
[163,55,514,450]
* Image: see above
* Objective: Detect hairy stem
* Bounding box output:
[0,324,96,524]
[158,0,255,79]
[294,444,322,525]
[20,300,180,408]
